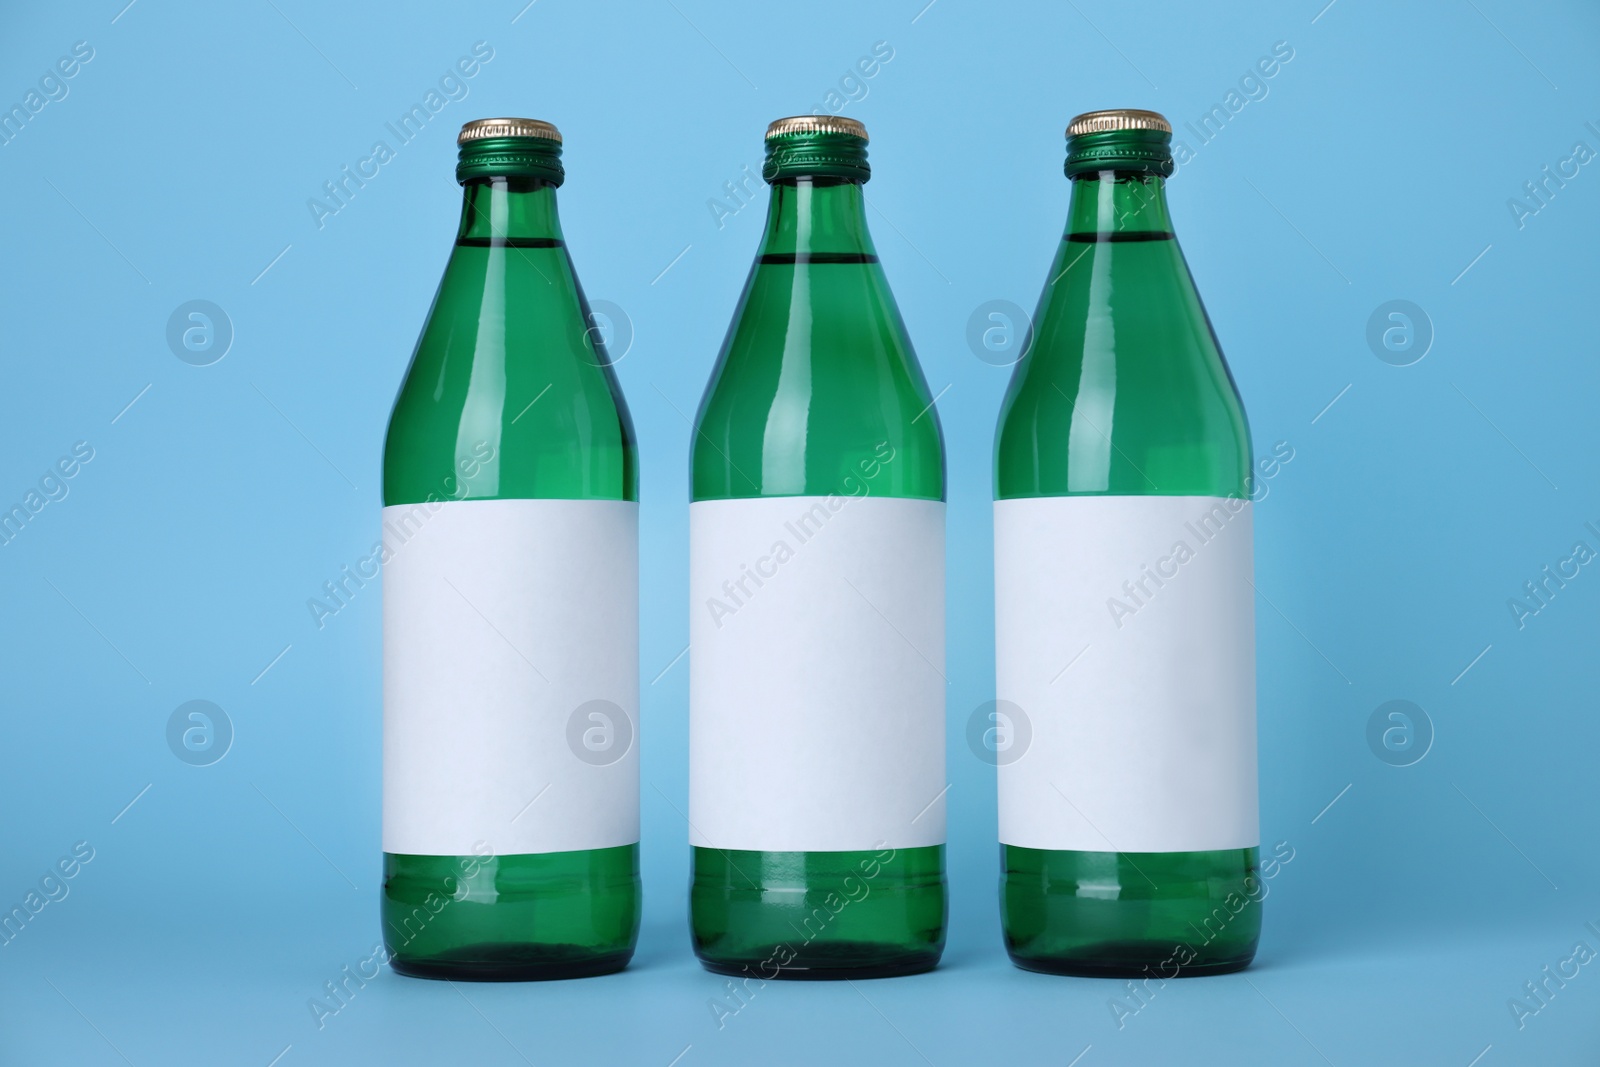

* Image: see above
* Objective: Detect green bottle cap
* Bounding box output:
[763,115,870,183]
[456,117,564,185]
[1064,109,1173,179]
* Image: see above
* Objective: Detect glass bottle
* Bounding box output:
[994,109,1261,978]
[381,118,640,980]
[689,115,947,979]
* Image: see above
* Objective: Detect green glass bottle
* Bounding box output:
[380,118,640,981]
[993,110,1261,978]
[688,116,947,980]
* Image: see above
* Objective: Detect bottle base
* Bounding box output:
[690,845,946,982]
[389,943,633,982]
[696,941,939,981]
[1000,844,1262,980]
[382,847,640,982]
[1007,941,1254,979]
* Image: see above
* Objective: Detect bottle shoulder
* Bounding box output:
[995,237,1251,499]
[692,262,943,501]
[384,246,636,504]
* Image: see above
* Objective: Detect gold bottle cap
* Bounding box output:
[457,117,562,145]
[1066,109,1171,137]
[765,115,868,141]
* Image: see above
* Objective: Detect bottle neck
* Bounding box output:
[757,177,877,258]
[457,178,564,243]
[1065,171,1174,239]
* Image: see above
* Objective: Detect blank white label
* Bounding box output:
[690,496,946,852]
[382,498,638,856]
[995,495,1257,853]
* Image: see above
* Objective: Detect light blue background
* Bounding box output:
[2,1,1597,1063]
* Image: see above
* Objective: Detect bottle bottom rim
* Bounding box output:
[1006,940,1256,979]
[696,943,941,981]
[389,944,633,982]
